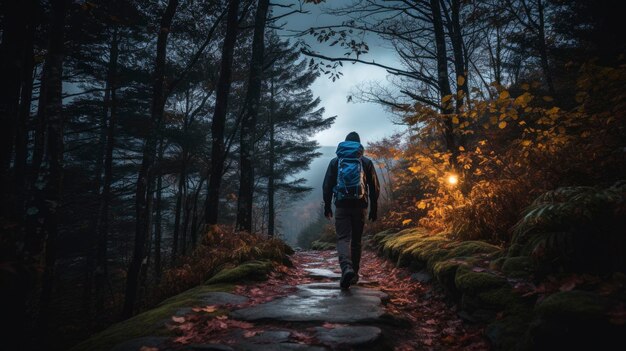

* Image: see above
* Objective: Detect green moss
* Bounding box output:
[477,287,522,310]
[501,256,534,278]
[445,241,502,259]
[372,229,398,244]
[490,256,507,271]
[311,240,336,250]
[433,259,468,295]
[486,313,533,350]
[535,290,611,320]
[70,284,233,351]
[206,260,274,284]
[455,266,507,294]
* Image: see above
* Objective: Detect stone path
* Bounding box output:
[112,250,489,351]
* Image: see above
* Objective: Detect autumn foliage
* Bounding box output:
[369,61,625,244]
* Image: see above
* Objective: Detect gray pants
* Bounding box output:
[335,207,367,273]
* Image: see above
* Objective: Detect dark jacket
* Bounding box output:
[323,145,380,210]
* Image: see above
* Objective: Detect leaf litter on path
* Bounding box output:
[165,248,489,350]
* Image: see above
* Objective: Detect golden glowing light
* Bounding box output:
[447,174,459,185]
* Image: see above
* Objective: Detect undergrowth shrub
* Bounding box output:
[150,225,292,305]
[509,181,626,275]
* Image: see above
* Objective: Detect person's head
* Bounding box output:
[345,131,360,143]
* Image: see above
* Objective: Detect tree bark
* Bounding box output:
[0,2,38,347]
[205,0,241,225]
[123,0,178,319]
[442,0,469,110]
[154,175,163,281]
[34,0,68,339]
[94,28,119,315]
[171,152,187,264]
[430,0,457,159]
[267,79,276,237]
[536,0,554,95]
[13,0,37,217]
[0,0,29,213]
[237,0,270,232]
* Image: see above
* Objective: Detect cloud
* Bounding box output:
[312,59,402,146]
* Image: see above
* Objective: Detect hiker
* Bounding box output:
[323,131,380,289]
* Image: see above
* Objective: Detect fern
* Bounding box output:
[510,181,626,274]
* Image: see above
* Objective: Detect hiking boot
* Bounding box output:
[340,267,355,289]
[350,272,359,285]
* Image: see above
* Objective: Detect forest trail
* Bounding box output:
[111,250,488,351]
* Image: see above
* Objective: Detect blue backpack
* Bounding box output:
[334,141,366,201]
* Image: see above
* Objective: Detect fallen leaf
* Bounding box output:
[243,330,258,338]
[192,305,218,313]
[171,316,185,323]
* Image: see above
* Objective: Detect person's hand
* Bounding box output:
[324,205,333,220]
[368,209,377,222]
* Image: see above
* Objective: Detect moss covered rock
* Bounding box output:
[445,241,502,260]
[69,284,233,351]
[526,290,625,350]
[433,258,471,296]
[206,260,274,284]
[486,313,533,350]
[501,256,534,278]
[455,266,508,295]
[311,240,336,251]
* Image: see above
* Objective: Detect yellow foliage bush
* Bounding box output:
[374,62,625,244]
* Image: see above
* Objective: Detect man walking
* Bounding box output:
[323,132,380,289]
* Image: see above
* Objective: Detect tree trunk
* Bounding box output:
[430,0,456,157]
[13,0,37,217]
[205,0,241,225]
[0,2,37,347]
[0,0,29,213]
[237,0,270,232]
[153,140,165,282]
[536,0,554,95]
[267,79,276,237]
[35,0,68,340]
[171,153,187,264]
[190,177,206,247]
[95,28,119,314]
[123,0,178,319]
[445,0,469,110]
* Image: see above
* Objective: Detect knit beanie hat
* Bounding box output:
[345,131,360,143]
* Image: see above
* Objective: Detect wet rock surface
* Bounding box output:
[314,326,382,346]
[229,282,387,323]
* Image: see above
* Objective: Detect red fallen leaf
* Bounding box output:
[290,331,315,344]
[172,316,185,323]
[441,335,455,343]
[216,315,228,320]
[192,305,218,313]
[608,304,626,325]
[442,327,456,335]
[420,327,437,333]
[425,319,437,325]
[229,320,255,329]
[243,330,259,338]
[322,322,348,329]
[423,338,433,345]
[139,347,159,351]
[559,275,582,292]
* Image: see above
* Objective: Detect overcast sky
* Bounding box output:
[274,0,404,147]
[272,1,404,241]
